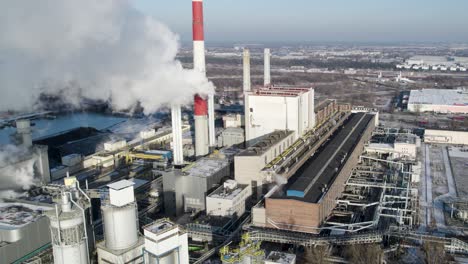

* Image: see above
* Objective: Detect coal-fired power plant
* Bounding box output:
[192,0,214,156]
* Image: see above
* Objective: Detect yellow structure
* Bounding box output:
[220,233,265,264]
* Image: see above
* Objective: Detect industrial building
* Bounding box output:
[0,202,53,264]
[235,130,295,199]
[218,127,245,148]
[407,88,468,114]
[206,180,250,217]
[45,177,94,264]
[163,157,231,216]
[254,113,376,233]
[424,129,468,145]
[96,180,144,264]
[244,87,315,143]
[366,133,420,160]
[143,219,189,264]
[315,99,338,126]
[222,114,244,128]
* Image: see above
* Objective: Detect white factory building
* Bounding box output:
[206,180,250,217]
[245,87,315,143]
[366,134,420,160]
[424,129,468,145]
[235,130,295,199]
[143,219,189,264]
[407,88,468,114]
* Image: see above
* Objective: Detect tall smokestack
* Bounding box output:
[208,94,216,148]
[264,48,271,87]
[171,105,184,165]
[194,95,209,156]
[243,48,251,92]
[192,0,210,156]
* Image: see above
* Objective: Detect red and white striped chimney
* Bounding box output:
[193,0,211,156]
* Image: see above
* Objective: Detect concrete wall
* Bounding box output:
[265,199,321,233]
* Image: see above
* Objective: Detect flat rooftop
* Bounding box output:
[184,158,229,178]
[238,130,293,157]
[395,134,417,144]
[408,89,468,106]
[144,219,177,235]
[0,203,51,229]
[248,86,311,98]
[208,184,248,200]
[281,113,373,203]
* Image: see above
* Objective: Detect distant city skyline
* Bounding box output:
[133,0,468,43]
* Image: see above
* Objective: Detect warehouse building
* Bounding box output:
[255,113,375,234]
[407,88,468,114]
[424,129,468,145]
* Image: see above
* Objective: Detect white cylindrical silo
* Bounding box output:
[102,202,139,250]
[48,208,89,264]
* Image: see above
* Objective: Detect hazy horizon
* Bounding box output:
[134,0,468,43]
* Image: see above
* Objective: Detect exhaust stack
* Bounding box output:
[194,95,209,156]
[171,105,184,165]
[192,0,211,156]
[264,48,271,87]
[243,48,251,92]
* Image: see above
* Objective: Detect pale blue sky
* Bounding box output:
[133,0,468,43]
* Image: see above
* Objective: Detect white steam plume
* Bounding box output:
[0,0,214,114]
[0,145,38,199]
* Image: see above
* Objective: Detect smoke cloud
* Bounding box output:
[0,145,39,199]
[0,0,214,114]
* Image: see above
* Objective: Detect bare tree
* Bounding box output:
[422,241,447,264]
[345,244,383,264]
[302,245,332,264]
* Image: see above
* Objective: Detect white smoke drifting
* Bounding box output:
[0,145,39,199]
[0,0,214,114]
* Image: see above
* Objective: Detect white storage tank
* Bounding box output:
[102,180,139,250]
[102,203,138,250]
